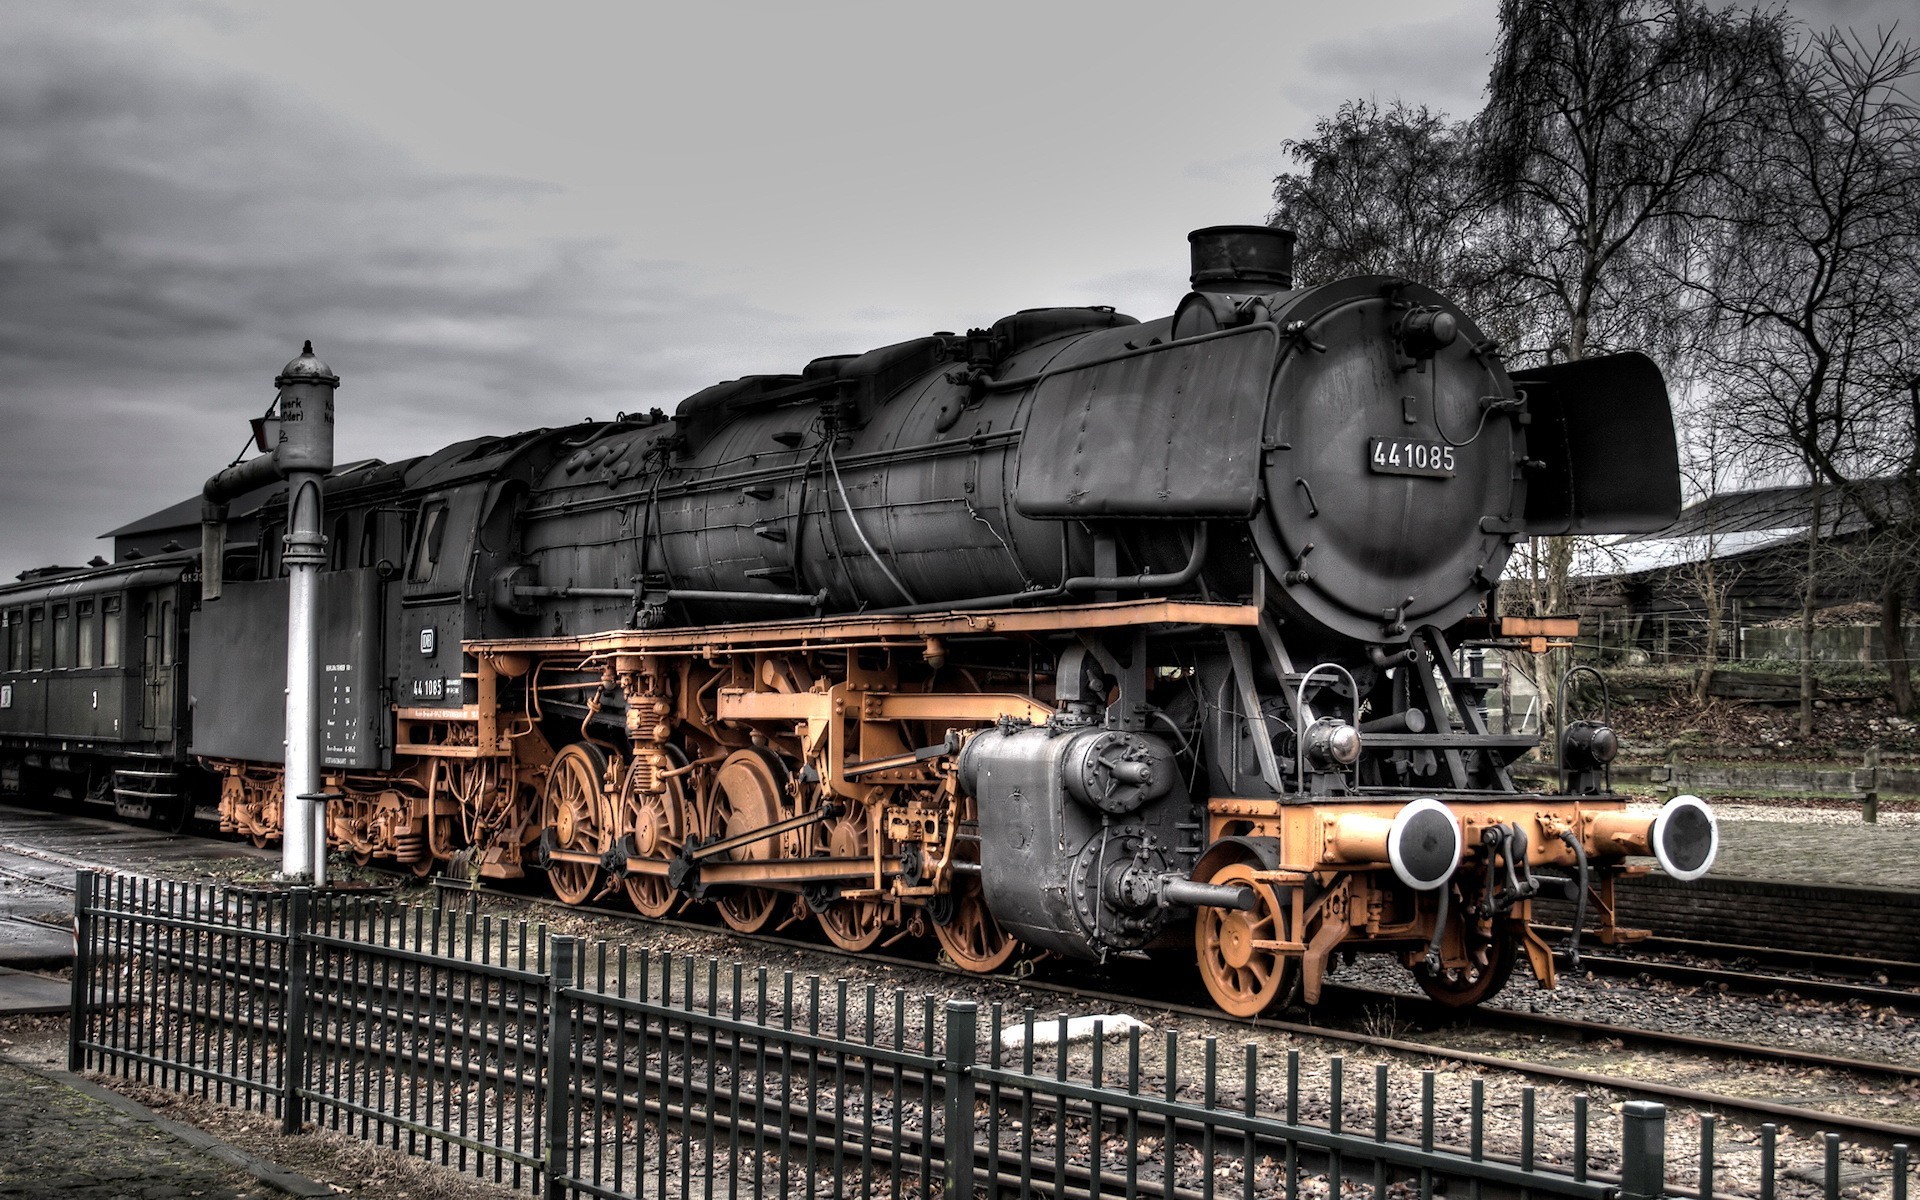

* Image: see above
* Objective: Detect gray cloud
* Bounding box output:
[0,13,860,579]
[1783,0,1916,32]
[1281,13,1499,120]
[5,0,1904,584]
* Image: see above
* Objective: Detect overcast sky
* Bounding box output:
[0,0,1904,579]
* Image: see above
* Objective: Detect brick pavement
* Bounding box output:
[0,1058,290,1199]
[1714,817,1920,889]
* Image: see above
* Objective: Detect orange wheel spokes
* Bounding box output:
[543,744,607,906]
[933,809,1016,973]
[933,882,1017,973]
[814,800,889,952]
[624,873,676,919]
[621,773,685,919]
[705,750,786,934]
[610,746,691,919]
[817,897,887,952]
[716,888,781,934]
[1195,862,1290,1018]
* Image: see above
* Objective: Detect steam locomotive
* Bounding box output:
[0,226,1718,1014]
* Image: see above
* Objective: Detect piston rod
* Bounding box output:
[1160,877,1258,911]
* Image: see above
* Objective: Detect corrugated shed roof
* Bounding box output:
[1576,476,1912,579]
[1619,478,1910,544]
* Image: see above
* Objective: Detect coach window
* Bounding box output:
[3,611,17,672]
[76,599,96,669]
[160,600,176,665]
[29,607,46,669]
[101,597,122,668]
[408,502,448,583]
[51,604,70,669]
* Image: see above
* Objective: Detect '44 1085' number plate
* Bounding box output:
[1369,437,1455,478]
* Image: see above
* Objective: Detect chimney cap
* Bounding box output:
[276,339,339,387]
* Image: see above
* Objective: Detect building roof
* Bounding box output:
[99,459,386,540]
[1581,476,1913,579]
[1619,478,1910,545]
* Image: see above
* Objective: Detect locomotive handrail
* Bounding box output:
[872,523,1206,616]
[977,320,1279,393]
[514,584,827,608]
[518,427,1025,522]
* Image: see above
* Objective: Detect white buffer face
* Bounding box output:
[1387,797,1464,891]
[1651,795,1719,882]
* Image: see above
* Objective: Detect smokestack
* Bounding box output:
[1187,225,1295,293]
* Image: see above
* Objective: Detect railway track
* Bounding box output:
[1537,922,1920,989]
[1572,950,1920,1013]
[421,877,1920,1146]
[1319,981,1920,1082]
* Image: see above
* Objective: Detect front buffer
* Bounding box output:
[1188,792,1720,1016]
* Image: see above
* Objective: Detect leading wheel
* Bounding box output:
[542,744,608,906]
[1415,921,1517,1008]
[1196,862,1292,1018]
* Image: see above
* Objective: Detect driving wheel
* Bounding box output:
[932,802,1016,973]
[1195,862,1292,1018]
[703,749,786,934]
[619,751,688,918]
[542,743,608,906]
[814,802,887,952]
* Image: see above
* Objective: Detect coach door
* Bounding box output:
[138,588,177,740]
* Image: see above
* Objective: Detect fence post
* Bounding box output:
[1860,744,1881,825]
[67,869,96,1071]
[280,886,312,1136]
[1663,744,1683,803]
[545,936,580,1200]
[942,1000,979,1198]
[1620,1101,1668,1200]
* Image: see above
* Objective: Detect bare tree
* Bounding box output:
[1270,100,1556,360]
[1479,0,1787,688]
[1672,421,1748,701]
[1692,27,1920,718]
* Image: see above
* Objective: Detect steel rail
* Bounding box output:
[1555,928,1920,988]
[1318,982,1920,1082]
[1573,952,1920,1013]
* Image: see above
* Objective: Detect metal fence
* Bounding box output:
[69,870,1915,1200]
